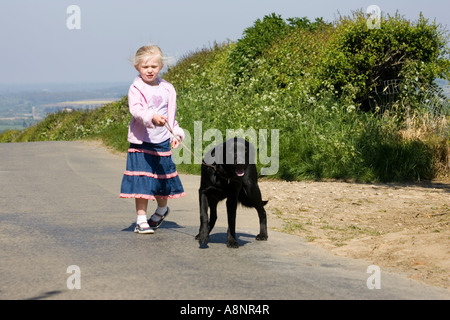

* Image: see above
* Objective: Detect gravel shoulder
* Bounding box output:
[258,178,449,290]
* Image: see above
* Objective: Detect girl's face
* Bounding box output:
[136,55,163,86]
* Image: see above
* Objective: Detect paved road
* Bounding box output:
[0,141,448,300]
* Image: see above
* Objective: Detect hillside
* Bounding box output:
[0,83,128,132]
[1,11,449,182]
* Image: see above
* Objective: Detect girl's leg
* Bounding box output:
[134,198,153,233]
[156,198,168,209]
[135,198,148,216]
[150,198,169,223]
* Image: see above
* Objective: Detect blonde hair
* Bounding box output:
[132,45,164,67]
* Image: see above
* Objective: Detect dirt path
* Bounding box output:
[259,178,450,290]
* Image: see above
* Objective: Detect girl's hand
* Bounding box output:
[152,114,167,126]
[171,137,181,149]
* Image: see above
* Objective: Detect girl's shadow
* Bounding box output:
[121,220,184,232]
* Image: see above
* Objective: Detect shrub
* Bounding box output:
[228,13,330,86]
[357,120,434,181]
[318,10,450,112]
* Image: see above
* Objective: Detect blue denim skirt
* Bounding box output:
[120,139,185,200]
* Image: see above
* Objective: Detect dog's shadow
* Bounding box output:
[198,232,254,249]
[122,223,254,249]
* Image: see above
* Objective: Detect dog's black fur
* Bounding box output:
[195,137,268,248]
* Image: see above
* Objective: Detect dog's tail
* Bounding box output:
[238,190,268,208]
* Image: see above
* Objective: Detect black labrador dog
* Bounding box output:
[195,137,268,248]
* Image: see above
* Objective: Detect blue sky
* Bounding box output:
[0,0,449,85]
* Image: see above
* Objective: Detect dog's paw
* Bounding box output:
[256,233,268,241]
[196,233,209,245]
[226,239,239,248]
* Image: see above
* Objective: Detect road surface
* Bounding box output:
[0,141,448,300]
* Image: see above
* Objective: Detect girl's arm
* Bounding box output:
[128,85,156,128]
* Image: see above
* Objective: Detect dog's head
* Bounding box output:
[204,138,255,178]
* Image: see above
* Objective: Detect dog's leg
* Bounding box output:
[226,196,239,248]
[255,205,268,241]
[208,199,218,234]
[244,184,268,241]
[196,190,210,245]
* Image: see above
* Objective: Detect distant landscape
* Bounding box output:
[0,82,129,132]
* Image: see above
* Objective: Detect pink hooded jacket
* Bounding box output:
[127,76,185,144]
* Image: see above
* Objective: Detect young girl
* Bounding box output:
[120,45,185,234]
